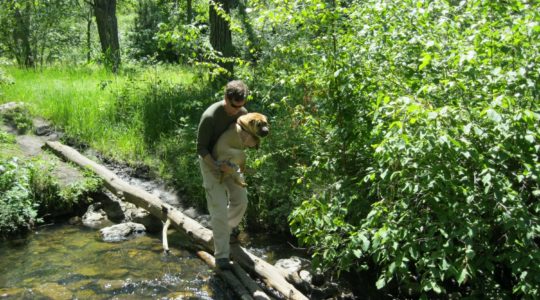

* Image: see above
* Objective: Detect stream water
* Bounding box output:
[0,223,235,299]
[0,221,308,299]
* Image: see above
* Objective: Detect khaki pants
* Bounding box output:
[199,157,248,259]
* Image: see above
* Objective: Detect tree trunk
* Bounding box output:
[209,0,234,81]
[93,0,120,72]
[12,2,34,68]
[86,5,93,63]
[186,0,193,23]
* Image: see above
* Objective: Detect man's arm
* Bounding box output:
[197,117,233,175]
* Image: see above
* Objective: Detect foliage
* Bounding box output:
[0,153,102,236]
[0,68,15,85]
[29,161,102,214]
[126,0,179,62]
[0,0,90,66]
[361,98,539,297]
[227,0,540,297]
[0,131,16,144]
[0,157,40,235]
[1,105,33,134]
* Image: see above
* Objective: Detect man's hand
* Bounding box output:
[218,161,235,175]
[202,154,221,178]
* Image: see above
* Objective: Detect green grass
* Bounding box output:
[1,63,214,210]
[1,64,197,164]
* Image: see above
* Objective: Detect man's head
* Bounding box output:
[224,80,248,115]
[225,80,249,102]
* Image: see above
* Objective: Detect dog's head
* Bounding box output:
[237,113,270,148]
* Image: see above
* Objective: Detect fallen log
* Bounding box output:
[230,260,274,300]
[44,141,308,300]
[197,251,253,300]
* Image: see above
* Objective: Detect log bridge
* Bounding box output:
[45,141,308,300]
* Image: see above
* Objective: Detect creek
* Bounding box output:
[0,221,301,299]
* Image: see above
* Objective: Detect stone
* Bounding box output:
[299,270,312,283]
[82,203,111,229]
[0,102,24,113]
[274,256,303,274]
[99,222,146,242]
[33,283,71,299]
[33,118,52,136]
[196,214,212,229]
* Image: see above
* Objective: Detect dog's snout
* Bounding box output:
[259,126,269,137]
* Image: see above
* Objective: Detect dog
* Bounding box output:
[212,112,269,187]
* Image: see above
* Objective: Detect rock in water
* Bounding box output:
[99,222,146,242]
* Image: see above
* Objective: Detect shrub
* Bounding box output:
[360,98,539,297]
[247,0,540,297]
[0,158,40,235]
[2,105,33,134]
[127,0,179,62]
[0,131,15,144]
[0,155,103,235]
[29,161,102,215]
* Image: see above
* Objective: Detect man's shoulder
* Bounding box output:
[202,101,224,117]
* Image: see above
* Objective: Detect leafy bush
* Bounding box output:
[0,131,15,144]
[0,158,40,234]
[361,98,539,297]
[2,105,33,134]
[231,0,540,297]
[29,161,102,215]
[0,154,102,235]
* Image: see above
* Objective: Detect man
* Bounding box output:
[197,80,249,270]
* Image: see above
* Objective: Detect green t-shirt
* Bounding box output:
[197,101,248,158]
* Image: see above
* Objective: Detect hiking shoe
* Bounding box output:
[215,258,232,270]
[230,227,240,244]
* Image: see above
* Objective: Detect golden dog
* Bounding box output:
[212,112,269,187]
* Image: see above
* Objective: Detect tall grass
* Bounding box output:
[1,64,197,163]
[1,63,217,210]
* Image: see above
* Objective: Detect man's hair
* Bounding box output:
[225,80,249,102]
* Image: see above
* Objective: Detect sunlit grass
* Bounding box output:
[0,64,197,164]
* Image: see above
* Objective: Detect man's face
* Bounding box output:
[224,97,246,115]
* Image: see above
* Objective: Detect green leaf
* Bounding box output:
[458,267,469,285]
[419,53,432,71]
[482,173,492,185]
[375,276,386,289]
